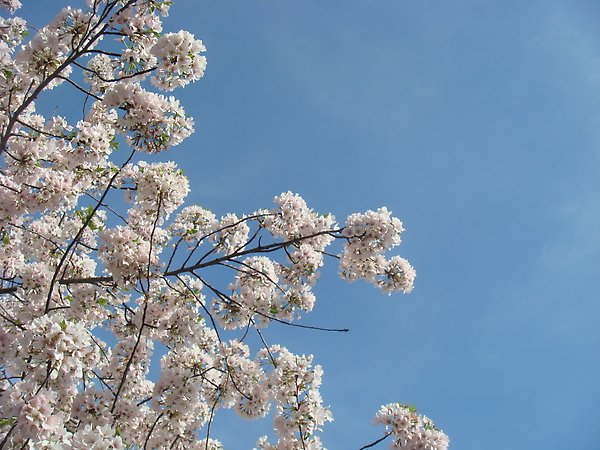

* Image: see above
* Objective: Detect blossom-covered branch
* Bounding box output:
[0,1,447,449]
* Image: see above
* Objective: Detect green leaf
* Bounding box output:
[0,417,16,427]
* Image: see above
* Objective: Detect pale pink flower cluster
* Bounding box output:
[68,120,115,170]
[340,207,416,293]
[112,0,169,45]
[15,7,95,85]
[123,161,190,224]
[374,403,449,450]
[152,344,213,429]
[0,16,26,47]
[71,423,125,449]
[378,255,416,294]
[0,0,20,12]
[217,340,270,418]
[11,388,64,442]
[84,53,116,93]
[99,225,156,286]
[0,115,116,225]
[214,256,281,328]
[194,438,224,450]
[19,314,100,382]
[103,82,194,153]
[212,251,318,328]
[257,346,332,450]
[2,134,76,213]
[263,192,336,314]
[169,205,218,241]
[212,213,250,255]
[20,209,102,271]
[265,191,337,242]
[151,30,207,90]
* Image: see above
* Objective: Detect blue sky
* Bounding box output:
[21,0,600,448]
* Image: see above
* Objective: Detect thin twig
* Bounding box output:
[358,433,392,450]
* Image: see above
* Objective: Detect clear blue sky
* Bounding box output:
[23,1,600,448]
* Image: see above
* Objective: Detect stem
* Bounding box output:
[358,433,392,450]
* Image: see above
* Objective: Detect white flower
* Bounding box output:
[151,30,207,91]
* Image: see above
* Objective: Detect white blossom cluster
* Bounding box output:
[169,205,218,241]
[151,30,207,90]
[99,225,155,286]
[0,1,446,448]
[14,7,96,86]
[341,207,416,294]
[213,256,282,328]
[375,403,450,450]
[84,53,117,93]
[0,16,25,47]
[20,314,101,382]
[103,82,194,153]
[212,213,251,255]
[256,346,333,450]
[0,0,21,13]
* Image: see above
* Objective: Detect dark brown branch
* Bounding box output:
[165,228,343,277]
[170,275,222,343]
[0,275,113,295]
[203,386,223,450]
[44,149,135,313]
[358,433,392,450]
[60,276,113,285]
[143,412,163,450]
[75,59,157,82]
[83,192,128,224]
[56,75,103,101]
[110,299,148,413]
[0,286,19,294]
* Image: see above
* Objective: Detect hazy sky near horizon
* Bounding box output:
[21,1,600,448]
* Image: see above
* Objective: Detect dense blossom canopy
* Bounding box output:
[0,1,448,449]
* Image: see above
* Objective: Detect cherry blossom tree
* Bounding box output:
[0,1,449,448]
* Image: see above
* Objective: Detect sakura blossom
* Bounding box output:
[0,1,447,448]
[374,404,449,450]
[0,0,21,14]
[151,30,207,90]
